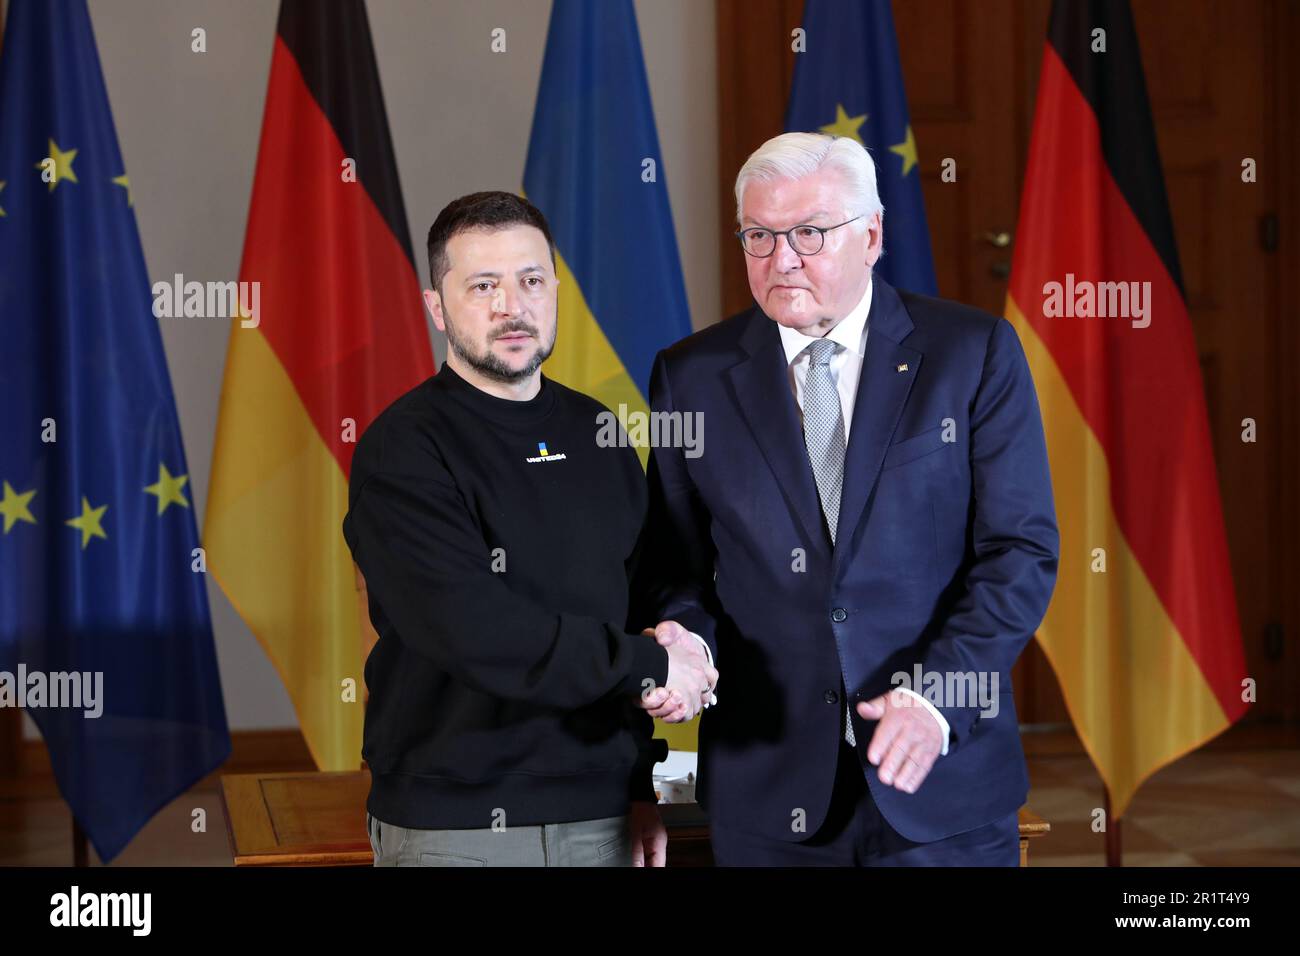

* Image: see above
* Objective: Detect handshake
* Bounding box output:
[635,621,719,723]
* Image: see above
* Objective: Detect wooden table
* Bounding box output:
[222,770,375,866]
[221,770,1048,866]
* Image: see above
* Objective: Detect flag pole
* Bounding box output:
[72,818,88,867]
[1104,787,1122,866]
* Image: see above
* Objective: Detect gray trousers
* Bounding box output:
[366,811,633,867]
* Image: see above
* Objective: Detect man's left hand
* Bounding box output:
[856,689,944,794]
[628,800,667,867]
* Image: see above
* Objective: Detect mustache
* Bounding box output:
[491,321,539,340]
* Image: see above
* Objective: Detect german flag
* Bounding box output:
[204,0,434,770]
[1005,0,1249,818]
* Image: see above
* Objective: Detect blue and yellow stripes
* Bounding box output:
[523,0,692,434]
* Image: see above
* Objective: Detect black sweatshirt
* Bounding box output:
[342,363,670,830]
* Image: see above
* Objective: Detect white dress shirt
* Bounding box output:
[776,279,951,756]
[777,278,874,438]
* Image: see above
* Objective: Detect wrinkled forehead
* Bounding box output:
[739,169,851,228]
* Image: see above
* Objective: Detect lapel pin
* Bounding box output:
[896,363,909,373]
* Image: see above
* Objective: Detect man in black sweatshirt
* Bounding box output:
[343,192,717,867]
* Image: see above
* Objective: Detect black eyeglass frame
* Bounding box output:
[735,215,864,257]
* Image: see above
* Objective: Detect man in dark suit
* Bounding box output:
[640,132,1059,865]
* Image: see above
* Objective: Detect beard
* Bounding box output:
[442,307,556,385]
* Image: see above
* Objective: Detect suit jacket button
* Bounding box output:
[831,607,848,623]
[825,690,840,704]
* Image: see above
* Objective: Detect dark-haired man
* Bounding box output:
[343,191,716,867]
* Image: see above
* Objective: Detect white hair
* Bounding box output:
[734,132,884,230]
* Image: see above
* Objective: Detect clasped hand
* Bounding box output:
[635,621,717,723]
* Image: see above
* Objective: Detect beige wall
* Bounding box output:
[24,0,718,738]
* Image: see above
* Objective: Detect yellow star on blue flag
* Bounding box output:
[819,104,867,142]
[37,138,78,191]
[65,496,108,548]
[112,172,132,206]
[144,463,190,514]
[785,0,937,294]
[890,125,919,176]
[0,481,37,532]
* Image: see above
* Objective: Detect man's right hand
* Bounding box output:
[638,628,717,722]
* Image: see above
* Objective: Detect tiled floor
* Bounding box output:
[1023,747,1300,866]
[3,748,1298,866]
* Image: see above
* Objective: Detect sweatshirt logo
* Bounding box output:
[526,441,567,464]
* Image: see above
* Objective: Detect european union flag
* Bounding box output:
[786,0,938,295]
[0,0,229,862]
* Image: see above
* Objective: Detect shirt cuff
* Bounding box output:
[686,631,717,707]
[894,687,948,756]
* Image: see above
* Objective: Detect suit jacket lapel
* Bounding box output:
[725,311,830,555]
[834,278,923,573]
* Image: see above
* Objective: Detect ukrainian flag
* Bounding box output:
[523,0,694,749]
[523,0,692,466]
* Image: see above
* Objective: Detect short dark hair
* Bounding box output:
[426,191,557,294]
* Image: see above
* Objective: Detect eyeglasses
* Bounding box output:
[736,216,863,258]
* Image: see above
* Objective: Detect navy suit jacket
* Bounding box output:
[639,277,1059,843]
